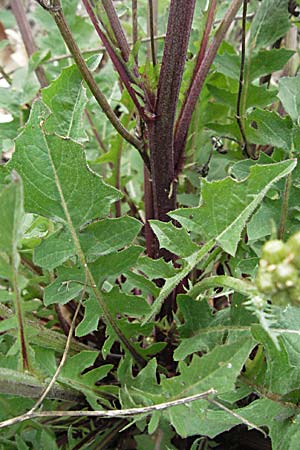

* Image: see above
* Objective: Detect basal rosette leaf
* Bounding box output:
[121,339,255,437]
[174,295,253,361]
[58,351,114,408]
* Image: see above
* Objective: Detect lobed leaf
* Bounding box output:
[170,160,296,256]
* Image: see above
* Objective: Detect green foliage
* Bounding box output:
[170,161,295,255]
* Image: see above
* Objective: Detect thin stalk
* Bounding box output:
[148,0,157,66]
[0,65,12,84]
[102,0,131,61]
[85,109,108,153]
[236,0,250,157]
[37,0,143,154]
[174,0,243,167]
[185,0,217,101]
[83,0,147,120]
[278,173,292,239]
[0,388,216,429]
[12,261,29,371]
[132,0,138,64]
[11,0,48,88]
[44,34,166,64]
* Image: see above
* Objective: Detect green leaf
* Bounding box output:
[251,324,300,396]
[207,84,277,110]
[278,76,300,124]
[34,216,142,269]
[150,220,199,257]
[137,256,177,279]
[42,62,89,142]
[76,287,151,337]
[34,228,74,270]
[246,109,293,151]
[275,306,300,367]
[170,160,296,256]
[123,339,255,438]
[91,246,143,283]
[164,339,255,437]
[249,0,290,49]
[79,216,142,261]
[180,397,294,441]
[44,266,85,306]
[10,101,120,229]
[249,49,294,81]
[174,294,253,360]
[214,52,240,80]
[0,118,20,148]
[59,350,113,408]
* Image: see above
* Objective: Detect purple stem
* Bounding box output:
[102,0,131,61]
[174,0,243,167]
[83,0,146,119]
[148,0,196,222]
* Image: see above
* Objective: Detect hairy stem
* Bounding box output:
[174,0,217,172]
[174,0,243,166]
[144,166,156,258]
[102,0,131,61]
[132,0,138,64]
[148,0,196,223]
